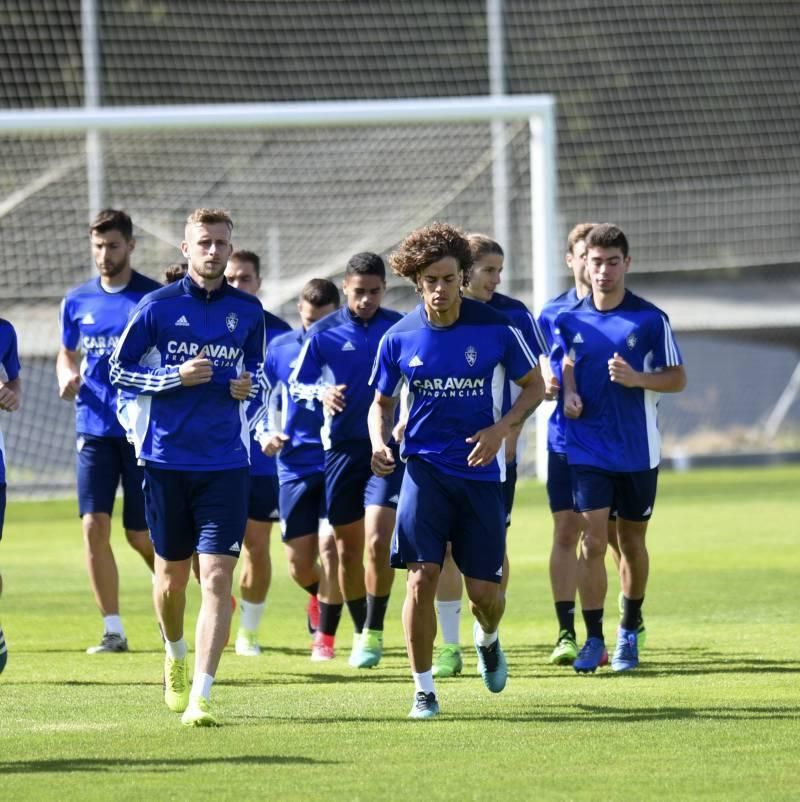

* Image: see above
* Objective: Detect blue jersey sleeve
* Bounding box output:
[0,322,21,382]
[370,334,403,398]
[650,314,683,370]
[519,309,548,359]
[288,334,325,403]
[503,325,538,382]
[109,303,183,395]
[60,297,80,351]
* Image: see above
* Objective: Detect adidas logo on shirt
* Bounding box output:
[82,313,95,325]
[408,355,424,367]
[573,333,584,344]
[388,494,400,504]
[175,315,190,327]
[341,341,356,351]
[229,542,241,553]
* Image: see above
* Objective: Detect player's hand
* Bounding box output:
[465,424,505,468]
[608,352,640,388]
[371,445,396,477]
[59,373,81,401]
[229,370,252,400]
[322,384,347,414]
[563,391,583,418]
[544,374,561,401]
[0,385,19,412]
[261,432,289,456]
[392,419,407,443]
[179,349,213,386]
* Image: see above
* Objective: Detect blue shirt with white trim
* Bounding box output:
[0,319,21,484]
[488,291,549,359]
[289,305,403,449]
[260,327,326,483]
[370,298,537,482]
[553,289,683,472]
[537,287,581,453]
[60,272,162,438]
[109,274,266,471]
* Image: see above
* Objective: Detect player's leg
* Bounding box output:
[313,520,343,660]
[119,436,154,572]
[0,484,7,674]
[433,546,463,678]
[78,436,128,653]
[404,562,441,717]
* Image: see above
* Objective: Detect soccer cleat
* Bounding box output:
[573,637,606,673]
[0,624,7,675]
[163,655,190,713]
[617,592,647,650]
[86,632,129,654]
[348,628,383,668]
[306,594,320,635]
[408,691,440,720]
[310,631,335,662]
[473,621,508,693]
[432,644,463,678]
[612,627,639,672]
[549,629,579,665]
[234,628,261,657]
[181,695,220,727]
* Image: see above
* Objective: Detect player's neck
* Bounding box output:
[424,297,461,327]
[592,285,625,310]
[188,265,224,293]
[99,265,132,290]
[574,282,591,300]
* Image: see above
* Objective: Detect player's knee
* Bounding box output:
[125,528,151,552]
[406,565,438,604]
[553,523,580,550]
[82,513,111,544]
[581,533,607,561]
[199,564,233,598]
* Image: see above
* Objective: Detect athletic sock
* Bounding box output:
[346,597,367,634]
[365,593,390,632]
[413,670,436,695]
[103,615,124,637]
[436,599,462,645]
[554,600,576,636]
[190,672,214,702]
[582,608,604,641]
[319,602,343,637]
[239,600,265,632]
[165,638,187,660]
[620,596,644,631]
[303,582,320,597]
[474,624,498,648]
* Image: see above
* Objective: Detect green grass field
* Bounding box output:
[1,466,798,801]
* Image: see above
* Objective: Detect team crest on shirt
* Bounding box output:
[226,312,239,333]
[626,332,637,350]
[465,345,477,367]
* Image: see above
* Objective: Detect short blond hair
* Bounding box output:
[566,222,597,254]
[185,208,233,231]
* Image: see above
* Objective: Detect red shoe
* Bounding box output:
[311,631,335,662]
[306,594,320,634]
[599,646,609,667]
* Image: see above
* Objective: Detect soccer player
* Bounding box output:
[224,250,291,656]
[369,222,544,718]
[290,253,403,669]
[57,209,160,654]
[259,279,343,660]
[110,208,265,726]
[430,233,547,679]
[0,318,21,675]
[556,223,686,673]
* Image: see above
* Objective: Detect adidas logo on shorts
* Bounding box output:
[229,542,241,553]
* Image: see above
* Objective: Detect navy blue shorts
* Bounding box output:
[0,483,5,541]
[279,472,327,542]
[392,456,505,584]
[546,451,574,514]
[571,465,658,522]
[503,460,518,526]
[325,441,404,527]
[76,434,147,530]
[142,465,249,561]
[248,474,280,523]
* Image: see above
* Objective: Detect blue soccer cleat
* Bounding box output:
[408,691,440,720]
[573,637,606,673]
[473,621,508,693]
[612,627,639,672]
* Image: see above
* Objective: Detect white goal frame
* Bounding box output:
[0,94,557,480]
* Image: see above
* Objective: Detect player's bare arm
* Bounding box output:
[56,346,82,400]
[608,353,687,393]
[561,357,583,418]
[228,370,252,400]
[368,390,396,477]
[0,377,21,412]
[466,365,544,467]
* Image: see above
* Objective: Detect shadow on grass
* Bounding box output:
[0,754,338,775]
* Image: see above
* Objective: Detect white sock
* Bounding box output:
[191,672,214,701]
[475,625,498,648]
[165,638,187,660]
[436,600,462,646]
[413,670,436,695]
[239,599,265,633]
[103,615,124,637]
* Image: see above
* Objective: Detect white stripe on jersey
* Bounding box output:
[642,351,662,468]
[491,363,507,483]
[507,325,538,368]
[369,334,388,386]
[526,311,549,355]
[661,315,680,367]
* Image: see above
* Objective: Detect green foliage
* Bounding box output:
[1,467,798,801]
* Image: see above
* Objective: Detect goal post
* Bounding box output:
[0,94,557,491]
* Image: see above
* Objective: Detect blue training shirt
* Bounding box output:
[259,327,326,483]
[0,319,21,484]
[247,310,292,478]
[289,305,403,449]
[370,298,538,482]
[488,291,549,358]
[537,287,581,454]
[60,271,162,438]
[109,274,266,471]
[553,289,683,472]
